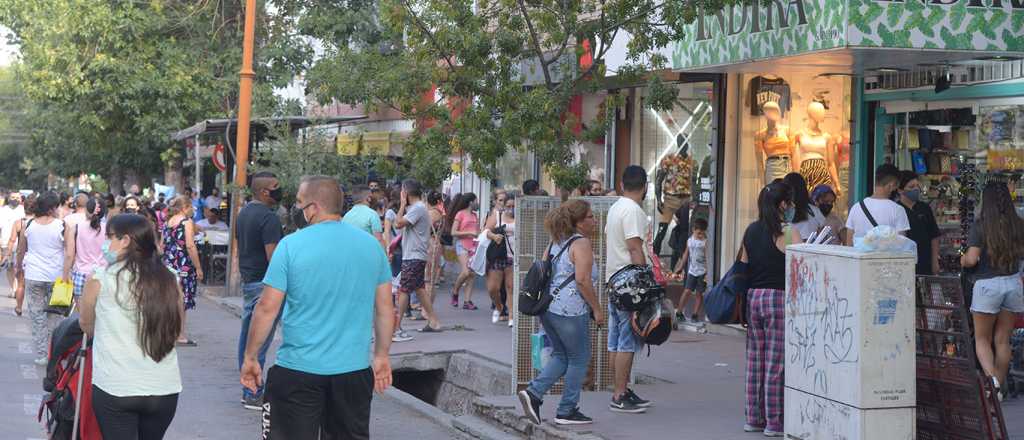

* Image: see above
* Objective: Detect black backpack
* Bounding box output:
[518,236,581,316]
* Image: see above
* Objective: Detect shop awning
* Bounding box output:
[172,116,367,142]
[337,131,392,156]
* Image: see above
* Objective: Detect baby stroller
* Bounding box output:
[1007,314,1024,398]
[39,315,102,440]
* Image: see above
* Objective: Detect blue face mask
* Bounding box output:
[783,206,796,223]
[102,239,118,264]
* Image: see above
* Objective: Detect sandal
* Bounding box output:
[14,307,21,317]
[462,301,478,310]
[419,325,442,333]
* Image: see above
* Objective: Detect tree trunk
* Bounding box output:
[108,171,124,195]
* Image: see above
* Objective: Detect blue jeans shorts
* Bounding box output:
[970,274,1024,314]
[607,303,641,353]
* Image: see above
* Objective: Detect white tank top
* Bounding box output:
[23,218,64,282]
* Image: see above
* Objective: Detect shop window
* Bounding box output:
[733,71,853,244]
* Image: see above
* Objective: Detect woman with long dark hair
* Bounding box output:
[740,181,800,437]
[483,193,516,326]
[163,196,203,346]
[14,192,64,365]
[962,181,1024,400]
[782,173,825,240]
[80,214,183,439]
[62,197,108,297]
[447,193,479,310]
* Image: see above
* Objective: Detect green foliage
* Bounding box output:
[253,124,380,203]
[0,65,46,189]
[277,0,717,190]
[0,0,307,186]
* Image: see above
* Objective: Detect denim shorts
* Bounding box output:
[607,304,641,353]
[970,274,1024,314]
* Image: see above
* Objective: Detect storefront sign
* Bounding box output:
[671,0,1024,69]
[848,0,1024,50]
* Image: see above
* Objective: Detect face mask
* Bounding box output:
[267,187,284,203]
[102,239,118,264]
[292,205,309,229]
[783,206,796,223]
[470,202,479,211]
[818,203,833,217]
[903,189,922,203]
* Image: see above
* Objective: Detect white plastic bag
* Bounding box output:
[854,225,917,255]
[469,232,489,276]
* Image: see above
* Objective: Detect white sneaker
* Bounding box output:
[391,330,414,343]
[492,309,500,324]
[33,357,47,366]
[508,319,514,328]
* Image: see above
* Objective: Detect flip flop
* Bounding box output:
[409,314,426,321]
[176,339,198,347]
[419,325,442,333]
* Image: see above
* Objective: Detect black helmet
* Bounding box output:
[607,264,664,311]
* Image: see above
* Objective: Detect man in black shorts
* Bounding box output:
[393,179,442,340]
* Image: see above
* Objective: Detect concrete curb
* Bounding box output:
[202,291,242,318]
[383,388,515,440]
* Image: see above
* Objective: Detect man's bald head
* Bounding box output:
[74,193,89,210]
[298,175,344,215]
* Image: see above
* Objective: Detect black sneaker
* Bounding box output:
[625,388,652,408]
[609,394,647,413]
[518,390,542,424]
[554,408,593,425]
[241,394,263,411]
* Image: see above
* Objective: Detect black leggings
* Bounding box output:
[92,385,179,440]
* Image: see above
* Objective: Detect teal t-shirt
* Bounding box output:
[263,220,392,375]
[341,204,383,237]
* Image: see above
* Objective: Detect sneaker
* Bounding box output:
[492,310,501,324]
[33,357,47,366]
[764,429,783,437]
[609,394,646,413]
[554,408,593,425]
[450,294,459,307]
[518,390,542,425]
[241,395,263,410]
[508,319,514,328]
[392,330,414,343]
[624,388,651,408]
[462,301,478,310]
[743,424,765,432]
[993,377,1004,402]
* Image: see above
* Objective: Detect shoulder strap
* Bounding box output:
[550,235,581,263]
[859,200,879,228]
[549,236,582,295]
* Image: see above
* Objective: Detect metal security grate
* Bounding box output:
[512,196,620,394]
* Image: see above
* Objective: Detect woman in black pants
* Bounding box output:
[80,214,184,439]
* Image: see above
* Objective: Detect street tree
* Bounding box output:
[277,0,723,189]
[0,0,310,188]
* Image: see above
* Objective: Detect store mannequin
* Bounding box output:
[754,101,793,184]
[794,101,842,195]
[654,140,693,254]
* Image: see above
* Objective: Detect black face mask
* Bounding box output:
[291,206,308,229]
[268,187,284,203]
[818,203,833,217]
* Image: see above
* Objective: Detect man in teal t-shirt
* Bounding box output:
[342,184,385,249]
[241,176,395,439]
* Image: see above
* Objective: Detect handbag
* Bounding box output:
[486,224,510,263]
[704,249,750,324]
[49,279,73,307]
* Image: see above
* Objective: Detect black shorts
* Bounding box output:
[684,273,707,294]
[400,259,426,293]
[263,365,374,440]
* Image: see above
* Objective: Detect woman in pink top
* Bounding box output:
[63,197,108,297]
[447,193,480,310]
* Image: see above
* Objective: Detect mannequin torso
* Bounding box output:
[756,125,793,158]
[796,129,831,162]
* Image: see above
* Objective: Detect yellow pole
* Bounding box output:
[228,0,257,295]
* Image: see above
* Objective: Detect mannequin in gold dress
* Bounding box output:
[794,101,841,195]
[754,101,793,184]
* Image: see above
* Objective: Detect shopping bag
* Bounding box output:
[49,279,73,307]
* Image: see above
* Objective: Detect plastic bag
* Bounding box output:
[854,225,917,255]
[49,279,73,307]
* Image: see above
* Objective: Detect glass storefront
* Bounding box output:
[730,70,854,242]
[633,81,719,275]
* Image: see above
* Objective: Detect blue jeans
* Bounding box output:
[238,281,280,399]
[527,312,591,416]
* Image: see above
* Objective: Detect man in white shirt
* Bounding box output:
[844,164,910,245]
[204,187,223,213]
[603,165,652,414]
